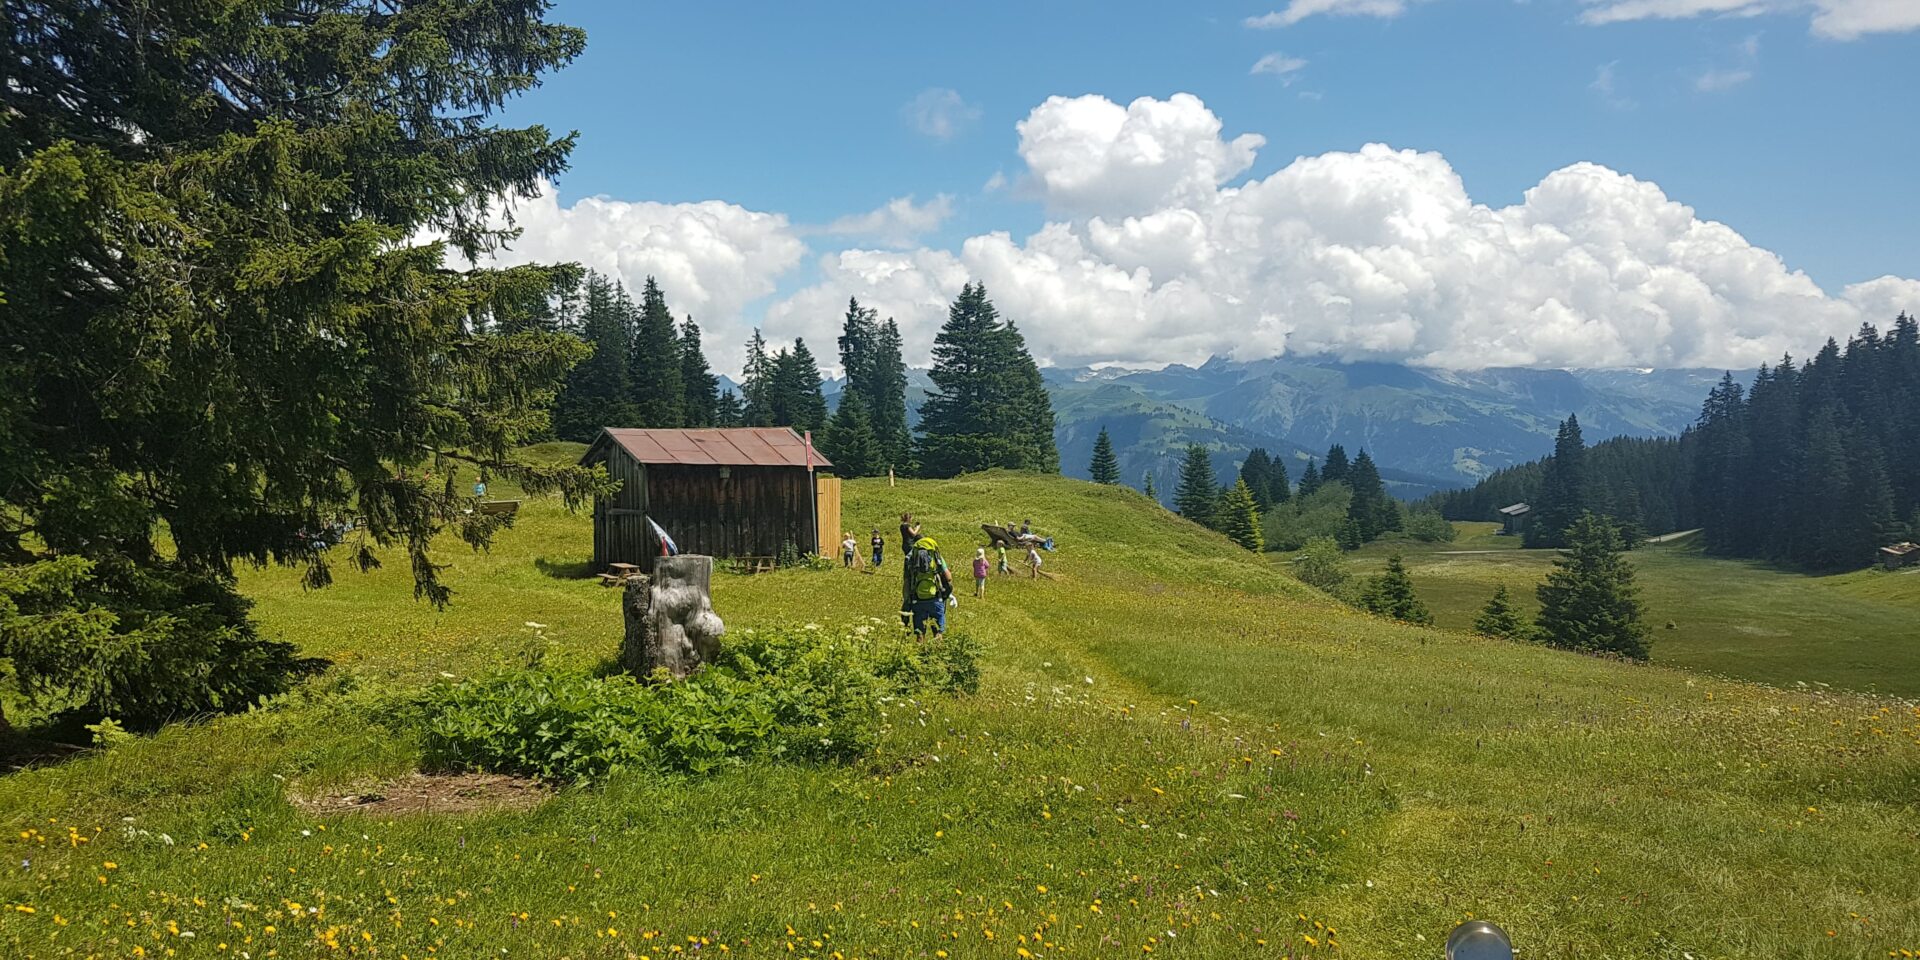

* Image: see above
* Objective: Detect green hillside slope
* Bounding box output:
[1,473,1916,959]
[1339,525,1920,698]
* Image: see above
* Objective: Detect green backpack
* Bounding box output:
[908,545,942,601]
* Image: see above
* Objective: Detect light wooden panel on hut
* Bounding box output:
[814,475,842,556]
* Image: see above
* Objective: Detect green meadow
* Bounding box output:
[2,466,1918,959]
[1341,523,1920,699]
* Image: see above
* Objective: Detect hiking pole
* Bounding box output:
[1444,920,1512,960]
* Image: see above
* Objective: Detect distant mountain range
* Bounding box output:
[802,356,1721,499]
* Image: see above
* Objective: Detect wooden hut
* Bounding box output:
[1879,541,1919,570]
[1497,502,1531,536]
[580,427,838,568]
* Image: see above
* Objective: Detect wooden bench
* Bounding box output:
[598,561,646,587]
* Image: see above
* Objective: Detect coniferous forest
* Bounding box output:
[1432,315,1920,571]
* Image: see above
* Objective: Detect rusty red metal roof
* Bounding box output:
[585,427,833,469]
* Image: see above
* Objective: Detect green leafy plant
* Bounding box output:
[420,623,980,782]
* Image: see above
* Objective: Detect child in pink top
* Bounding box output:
[972,548,990,598]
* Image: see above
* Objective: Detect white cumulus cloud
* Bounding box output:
[1015,93,1265,217]
[477,182,807,373]
[765,93,1919,372]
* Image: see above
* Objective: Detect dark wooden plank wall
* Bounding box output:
[591,447,651,568]
[645,464,815,559]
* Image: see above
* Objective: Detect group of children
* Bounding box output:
[835,512,1047,638]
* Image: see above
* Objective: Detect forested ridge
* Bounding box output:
[1431,314,1920,570]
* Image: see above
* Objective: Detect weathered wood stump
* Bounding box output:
[620,555,725,679]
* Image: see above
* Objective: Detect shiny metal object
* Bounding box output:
[1445,920,1514,960]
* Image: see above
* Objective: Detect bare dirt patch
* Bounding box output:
[294,772,547,816]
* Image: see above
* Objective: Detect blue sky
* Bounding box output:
[487,0,1920,374]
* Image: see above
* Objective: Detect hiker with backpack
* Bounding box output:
[902,535,954,637]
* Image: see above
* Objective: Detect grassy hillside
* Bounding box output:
[2,473,1917,959]
[1341,523,1920,698]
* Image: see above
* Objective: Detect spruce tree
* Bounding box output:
[629,277,685,427]
[1268,454,1292,506]
[1322,444,1351,486]
[820,387,881,478]
[837,298,879,402]
[1359,554,1432,625]
[1535,513,1651,659]
[741,330,775,426]
[1473,584,1527,640]
[714,390,745,428]
[1241,449,1275,510]
[786,339,830,435]
[0,0,593,726]
[918,283,1058,476]
[836,297,906,467]
[1143,471,1159,502]
[1527,414,1588,549]
[1090,428,1121,484]
[678,319,720,427]
[1174,445,1220,523]
[553,271,633,440]
[1218,479,1265,551]
[1347,450,1389,541]
[871,319,915,475]
[1299,459,1322,497]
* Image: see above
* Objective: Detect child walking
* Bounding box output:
[972,548,990,598]
[869,527,885,568]
[1026,543,1043,579]
[996,543,1010,575]
[841,532,857,569]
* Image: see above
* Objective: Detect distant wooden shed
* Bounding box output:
[580,427,837,568]
[1498,502,1531,536]
[1880,541,1920,570]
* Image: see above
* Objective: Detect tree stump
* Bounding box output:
[620,555,724,679]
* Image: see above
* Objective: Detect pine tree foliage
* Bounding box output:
[1143,471,1159,502]
[917,283,1059,477]
[820,387,881,478]
[1218,479,1265,551]
[1535,513,1651,660]
[741,330,775,426]
[678,319,720,427]
[870,319,916,474]
[1425,434,1692,539]
[713,391,745,428]
[629,277,685,427]
[1239,449,1275,510]
[782,339,830,434]
[1359,554,1433,625]
[1267,453,1292,506]
[1685,317,1919,569]
[0,0,601,727]
[1298,460,1322,497]
[1090,428,1122,484]
[1174,445,1220,523]
[838,301,913,474]
[1321,445,1351,486]
[1473,584,1528,640]
[553,271,635,441]
[1526,415,1589,548]
[1345,450,1397,541]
